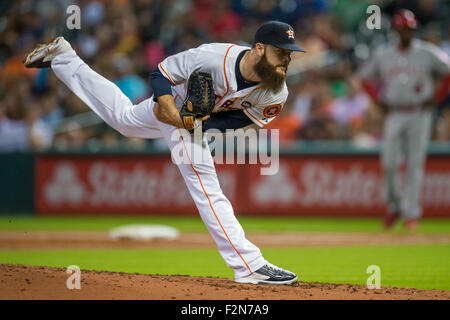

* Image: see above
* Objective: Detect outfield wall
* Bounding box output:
[2,143,450,217]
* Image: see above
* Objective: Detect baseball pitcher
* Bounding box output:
[23,21,305,284]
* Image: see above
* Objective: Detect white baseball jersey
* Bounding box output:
[157,43,288,127]
[51,45,272,280]
[359,38,450,108]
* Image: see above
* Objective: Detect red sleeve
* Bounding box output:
[361,80,379,103]
[435,74,450,103]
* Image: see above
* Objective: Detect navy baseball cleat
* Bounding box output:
[23,36,72,68]
[235,262,298,285]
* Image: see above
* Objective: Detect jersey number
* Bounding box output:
[220,99,236,109]
[215,95,238,111]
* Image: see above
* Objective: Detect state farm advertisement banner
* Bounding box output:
[247,156,450,217]
[35,155,450,216]
[35,155,239,215]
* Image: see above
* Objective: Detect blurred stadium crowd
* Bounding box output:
[0,0,449,151]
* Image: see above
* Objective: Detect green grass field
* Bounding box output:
[2,216,450,233]
[0,216,449,290]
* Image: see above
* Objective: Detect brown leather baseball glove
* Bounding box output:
[179,71,215,131]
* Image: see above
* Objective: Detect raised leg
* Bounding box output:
[51,49,162,139]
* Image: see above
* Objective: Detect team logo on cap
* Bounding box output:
[285,28,294,39]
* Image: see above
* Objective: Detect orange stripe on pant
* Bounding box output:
[178,130,253,274]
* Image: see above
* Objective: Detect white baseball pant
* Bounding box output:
[382,109,432,219]
[50,49,267,279]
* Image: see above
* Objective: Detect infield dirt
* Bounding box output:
[1,264,449,300]
[1,231,450,299]
[1,230,449,249]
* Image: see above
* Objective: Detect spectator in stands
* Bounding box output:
[330,78,370,138]
[435,107,450,141]
[0,0,448,150]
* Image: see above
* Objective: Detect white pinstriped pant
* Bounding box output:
[51,50,266,278]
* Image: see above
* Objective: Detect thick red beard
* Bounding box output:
[253,53,287,93]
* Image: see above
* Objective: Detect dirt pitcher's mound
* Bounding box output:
[0,264,448,300]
